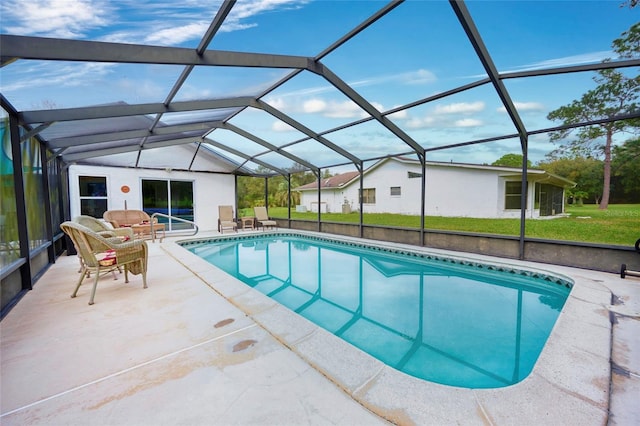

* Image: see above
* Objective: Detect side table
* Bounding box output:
[241,216,255,231]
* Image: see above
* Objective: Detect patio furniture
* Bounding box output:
[73,215,133,278]
[74,215,134,240]
[218,205,238,233]
[104,209,164,241]
[103,209,151,228]
[131,222,165,242]
[253,206,277,230]
[60,221,148,305]
[240,216,255,231]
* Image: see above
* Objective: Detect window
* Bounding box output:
[407,171,422,179]
[79,176,107,217]
[360,188,376,204]
[390,186,401,196]
[505,181,523,209]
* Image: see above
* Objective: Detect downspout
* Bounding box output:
[518,135,528,260]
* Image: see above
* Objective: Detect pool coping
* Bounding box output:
[165,229,613,424]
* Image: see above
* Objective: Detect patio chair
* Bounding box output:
[73,215,134,278]
[74,215,134,240]
[60,221,148,305]
[253,206,277,230]
[218,205,237,234]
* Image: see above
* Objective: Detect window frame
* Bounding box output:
[360,188,376,204]
[504,181,523,210]
[78,175,108,218]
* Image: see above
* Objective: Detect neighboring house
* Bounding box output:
[295,157,575,219]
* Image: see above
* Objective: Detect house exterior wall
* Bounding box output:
[298,159,547,219]
[69,165,235,232]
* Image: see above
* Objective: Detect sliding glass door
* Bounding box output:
[141,179,194,231]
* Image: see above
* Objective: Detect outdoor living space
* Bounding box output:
[1,231,638,425]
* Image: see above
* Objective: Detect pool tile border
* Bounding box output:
[179,230,573,289]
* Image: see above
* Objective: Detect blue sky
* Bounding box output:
[1,0,637,171]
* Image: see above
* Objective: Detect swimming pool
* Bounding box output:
[182,233,572,389]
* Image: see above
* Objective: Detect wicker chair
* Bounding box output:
[60,221,148,305]
[103,209,151,228]
[74,215,134,239]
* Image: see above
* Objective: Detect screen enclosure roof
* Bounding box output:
[1,0,638,176]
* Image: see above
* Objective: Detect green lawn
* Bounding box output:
[253,204,640,247]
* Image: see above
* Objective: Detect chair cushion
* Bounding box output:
[97,249,117,266]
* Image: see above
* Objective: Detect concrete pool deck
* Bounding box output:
[1,230,638,425]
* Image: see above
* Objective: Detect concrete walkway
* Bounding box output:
[1,231,638,425]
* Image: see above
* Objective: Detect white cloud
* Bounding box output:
[264,97,287,110]
[272,121,295,132]
[145,23,210,46]
[221,0,310,33]
[406,116,436,129]
[497,102,545,113]
[387,109,408,120]
[299,98,368,119]
[3,62,113,92]
[505,51,613,73]
[350,68,437,89]
[324,100,367,119]
[403,69,437,85]
[454,118,483,127]
[435,101,485,115]
[1,0,110,37]
[303,99,327,113]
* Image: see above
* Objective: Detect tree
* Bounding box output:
[537,155,604,204]
[546,23,640,209]
[611,137,640,201]
[491,153,532,168]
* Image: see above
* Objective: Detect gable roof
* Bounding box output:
[296,171,361,190]
[294,157,575,191]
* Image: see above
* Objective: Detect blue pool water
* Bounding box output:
[183,234,571,389]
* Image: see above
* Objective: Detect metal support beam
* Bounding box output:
[358,162,364,238]
[307,61,426,158]
[204,139,288,175]
[39,141,55,263]
[419,154,426,246]
[519,136,529,260]
[1,35,311,69]
[255,100,362,165]
[48,121,225,148]
[222,123,319,173]
[450,1,527,143]
[61,137,199,161]
[316,169,322,232]
[9,113,33,291]
[19,98,252,124]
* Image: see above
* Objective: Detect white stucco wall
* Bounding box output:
[68,165,235,232]
[298,159,542,218]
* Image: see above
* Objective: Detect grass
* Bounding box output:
[247,204,640,247]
